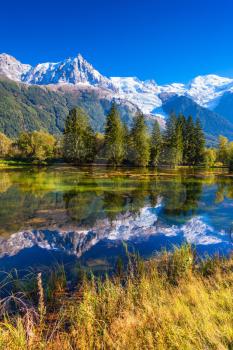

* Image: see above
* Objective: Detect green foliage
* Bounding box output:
[17,130,56,162]
[162,114,183,166]
[215,135,233,170]
[162,94,233,142]
[63,107,96,164]
[129,112,150,167]
[183,115,195,165]
[162,114,205,167]
[0,91,208,168]
[104,103,125,166]
[194,118,205,165]
[204,148,217,167]
[0,132,12,158]
[217,135,230,165]
[166,244,194,284]
[95,132,105,157]
[0,78,137,138]
[150,120,162,166]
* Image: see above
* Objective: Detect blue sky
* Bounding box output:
[1,0,233,84]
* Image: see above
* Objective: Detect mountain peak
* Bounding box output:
[76,53,85,60]
[0,53,21,61]
[0,53,31,81]
[19,53,116,89]
[2,52,233,115]
[189,74,233,87]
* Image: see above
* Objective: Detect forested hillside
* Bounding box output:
[0,78,138,137]
[162,95,233,143]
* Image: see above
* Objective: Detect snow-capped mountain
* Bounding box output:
[0,53,31,81]
[0,53,115,90]
[111,75,233,114]
[185,75,233,109]
[111,77,163,115]
[23,54,115,90]
[1,52,233,116]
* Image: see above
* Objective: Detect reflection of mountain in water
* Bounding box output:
[1,168,233,263]
[0,200,231,259]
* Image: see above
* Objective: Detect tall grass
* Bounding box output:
[0,245,233,349]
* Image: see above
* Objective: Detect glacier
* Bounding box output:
[1,52,233,116]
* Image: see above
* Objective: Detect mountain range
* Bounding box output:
[1,52,233,142]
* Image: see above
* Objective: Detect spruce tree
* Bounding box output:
[150,120,162,167]
[104,103,125,166]
[183,116,196,165]
[63,107,96,164]
[177,114,186,164]
[194,118,205,165]
[163,114,183,167]
[129,112,150,167]
[123,122,130,163]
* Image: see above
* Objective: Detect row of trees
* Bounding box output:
[0,103,229,168]
[63,104,206,167]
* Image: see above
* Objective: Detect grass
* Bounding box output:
[0,159,30,169]
[1,245,233,349]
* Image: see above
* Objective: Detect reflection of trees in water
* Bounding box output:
[3,168,233,236]
[15,170,62,198]
[63,178,205,225]
[103,191,129,221]
[63,179,153,224]
[0,186,64,235]
[63,190,104,226]
[0,173,12,193]
[158,179,203,217]
[215,179,233,203]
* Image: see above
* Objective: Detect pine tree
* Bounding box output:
[175,118,183,165]
[177,114,186,164]
[123,122,130,163]
[104,103,125,166]
[163,114,183,167]
[183,116,196,165]
[129,112,150,167]
[63,107,96,164]
[150,120,162,166]
[194,118,205,165]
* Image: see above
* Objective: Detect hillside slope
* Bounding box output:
[214,92,233,124]
[162,95,233,143]
[0,78,139,137]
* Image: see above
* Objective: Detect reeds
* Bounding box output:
[0,245,233,349]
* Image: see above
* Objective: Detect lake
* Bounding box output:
[0,166,233,275]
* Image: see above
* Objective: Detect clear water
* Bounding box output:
[0,166,233,273]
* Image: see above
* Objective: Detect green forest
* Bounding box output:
[0,103,232,169]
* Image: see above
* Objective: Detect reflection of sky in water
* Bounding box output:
[0,200,232,270]
[0,168,233,271]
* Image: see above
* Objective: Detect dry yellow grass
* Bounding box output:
[0,245,233,349]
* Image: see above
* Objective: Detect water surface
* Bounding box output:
[0,166,233,273]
